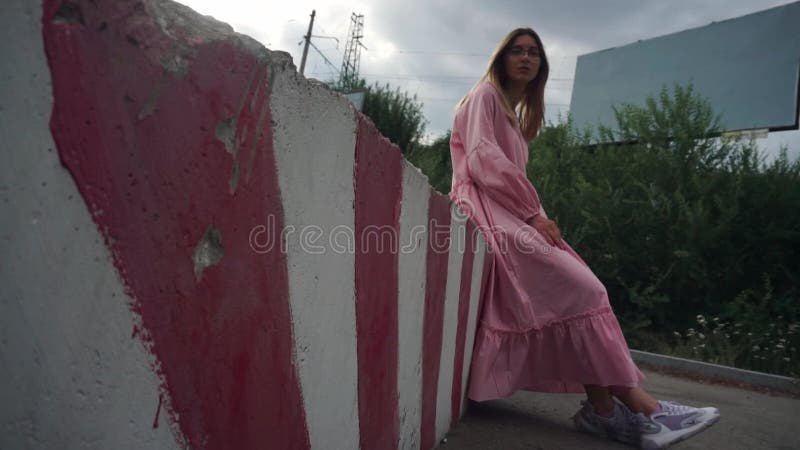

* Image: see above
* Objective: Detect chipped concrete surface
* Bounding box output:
[192,225,223,281]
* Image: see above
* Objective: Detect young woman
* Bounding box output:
[448,27,720,449]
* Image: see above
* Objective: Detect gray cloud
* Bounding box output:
[198,0,799,161]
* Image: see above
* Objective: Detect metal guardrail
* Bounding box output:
[630,349,800,395]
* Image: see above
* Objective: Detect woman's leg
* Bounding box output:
[584,385,616,416]
[611,386,659,415]
[585,385,659,416]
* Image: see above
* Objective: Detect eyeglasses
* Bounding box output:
[506,46,540,58]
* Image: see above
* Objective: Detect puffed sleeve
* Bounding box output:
[462,85,542,222]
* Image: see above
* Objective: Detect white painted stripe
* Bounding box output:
[460,231,487,416]
[397,161,431,450]
[434,203,467,441]
[270,71,360,450]
[0,1,182,447]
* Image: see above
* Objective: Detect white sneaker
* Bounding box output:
[572,400,641,446]
[573,399,720,449]
[638,400,720,450]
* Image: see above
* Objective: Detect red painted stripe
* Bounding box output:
[354,115,403,450]
[42,1,309,448]
[420,194,452,450]
[451,218,476,423]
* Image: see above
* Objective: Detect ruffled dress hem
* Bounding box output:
[467,305,645,401]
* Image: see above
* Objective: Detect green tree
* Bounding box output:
[405,131,452,194]
[332,78,427,154]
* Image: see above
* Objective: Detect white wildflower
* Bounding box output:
[696,315,706,325]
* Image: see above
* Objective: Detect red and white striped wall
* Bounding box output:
[0,0,488,449]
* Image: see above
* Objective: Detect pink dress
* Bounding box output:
[448,81,645,401]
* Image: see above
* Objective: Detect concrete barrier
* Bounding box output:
[0,0,487,449]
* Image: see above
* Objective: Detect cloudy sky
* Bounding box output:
[177,0,799,162]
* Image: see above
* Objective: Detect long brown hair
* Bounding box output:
[457,27,549,141]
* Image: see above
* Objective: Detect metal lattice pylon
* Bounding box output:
[339,13,365,91]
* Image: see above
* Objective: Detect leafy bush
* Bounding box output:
[405,131,452,194]
[526,84,800,375]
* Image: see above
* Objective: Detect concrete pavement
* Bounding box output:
[437,369,799,449]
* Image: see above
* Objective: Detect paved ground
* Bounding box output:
[437,369,799,450]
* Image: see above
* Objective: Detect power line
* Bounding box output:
[393,50,492,56]
[358,73,573,81]
[418,97,570,107]
[307,72,574,92]
[369,49,576,59]
[316,43,343,60]
[308,41,340,76]
[395,80,574,92]
[310,72,573,82]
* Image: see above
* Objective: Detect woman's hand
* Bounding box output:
[526,215,566,249]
